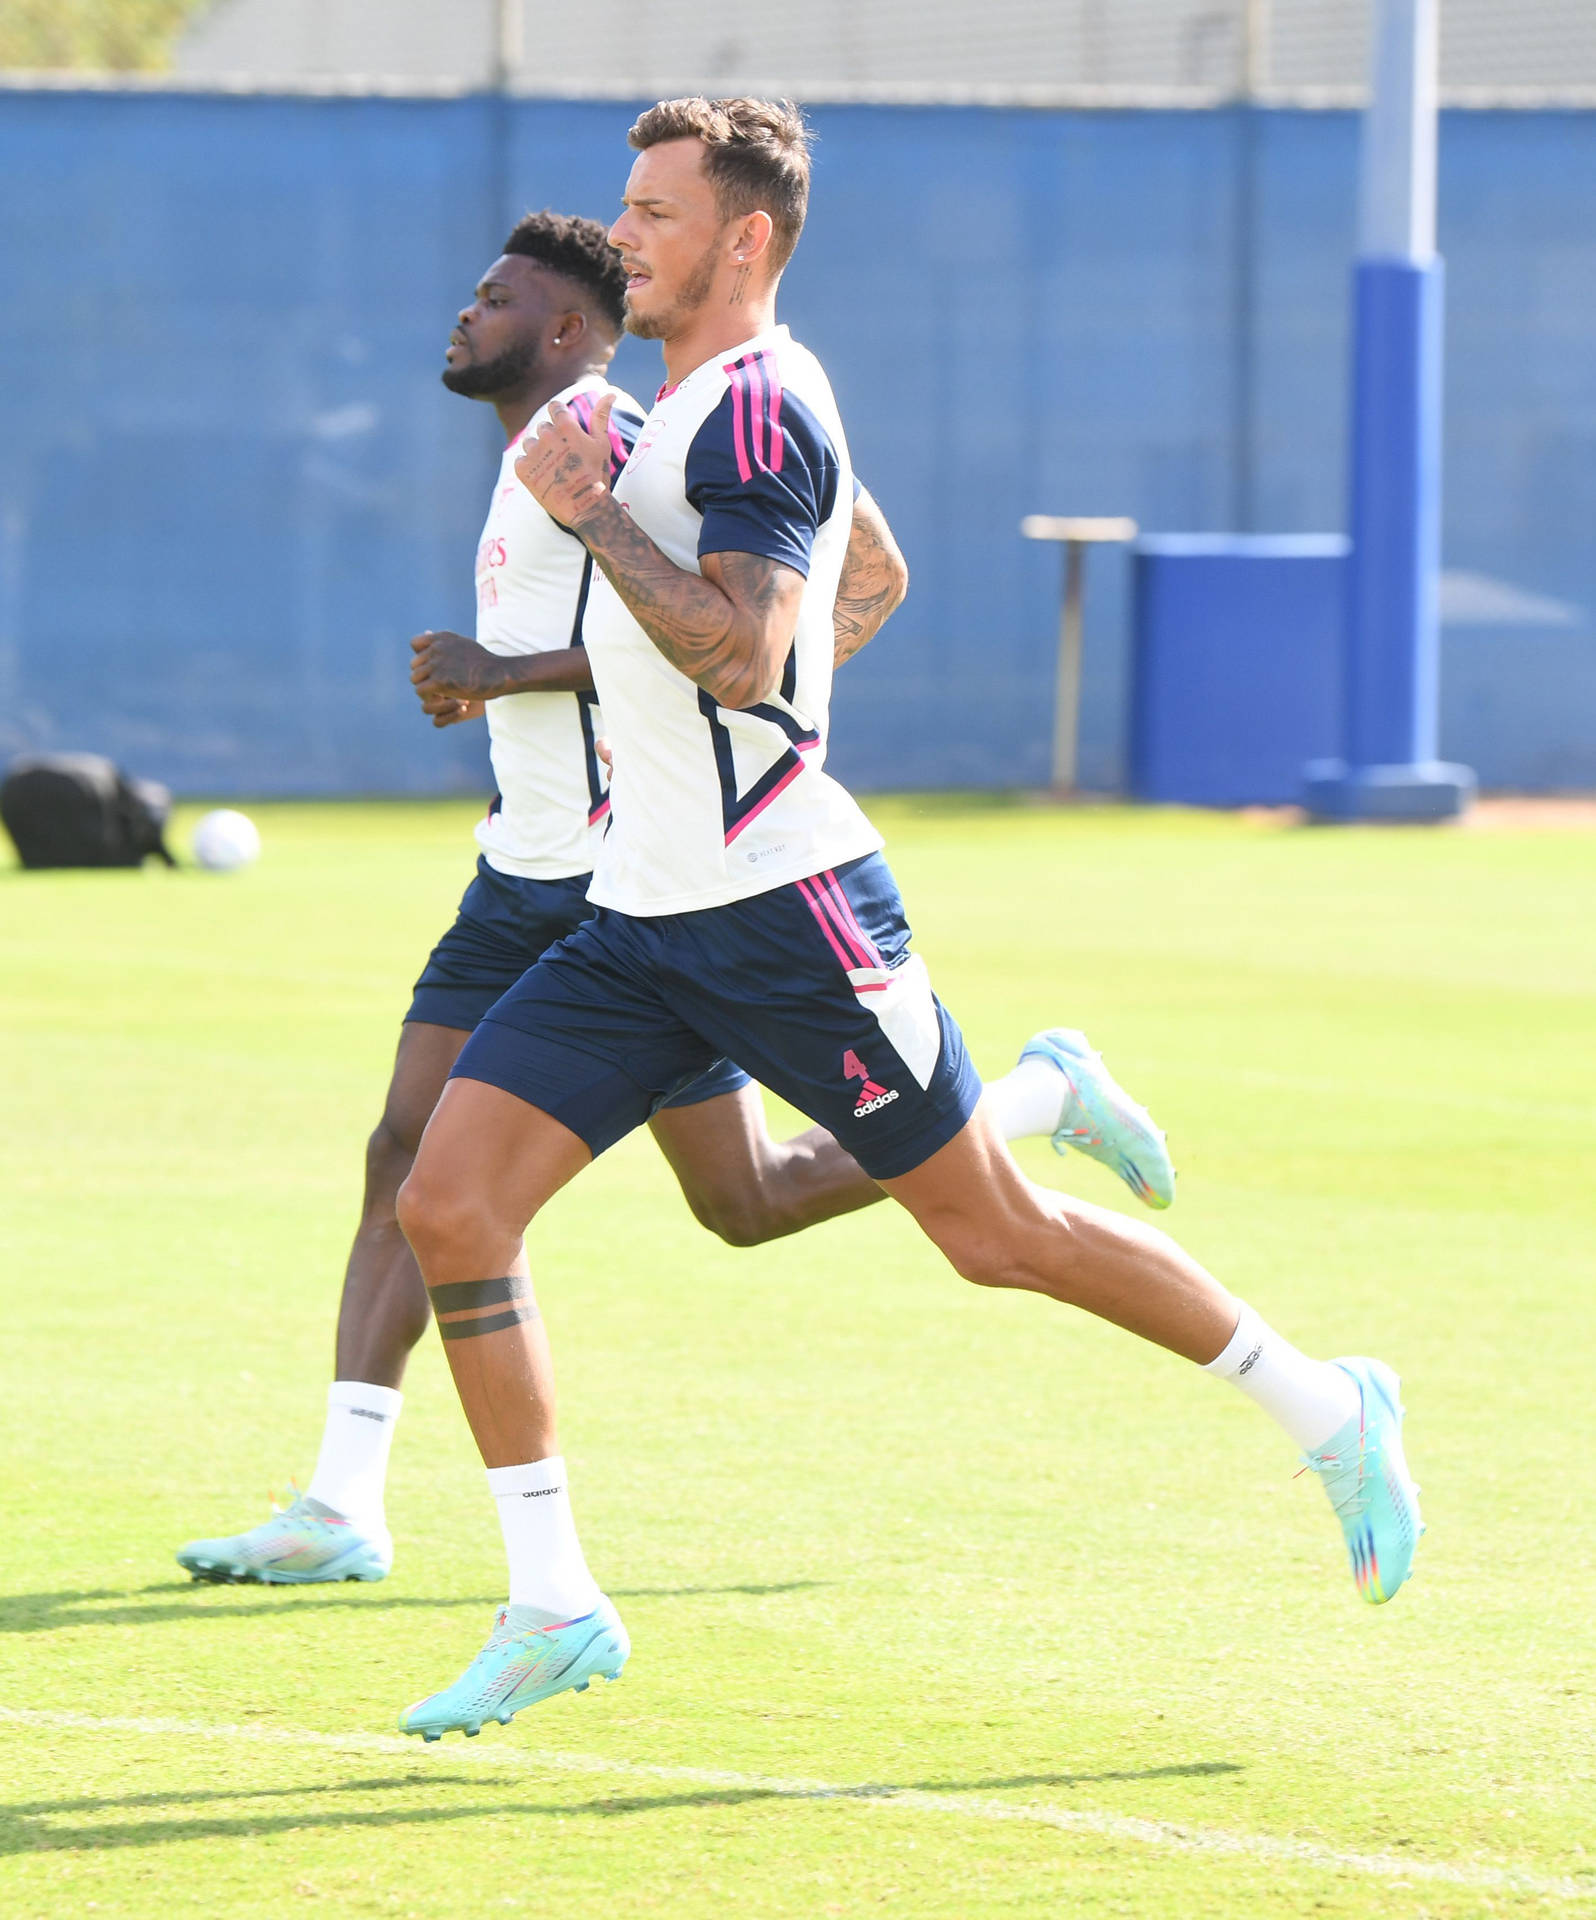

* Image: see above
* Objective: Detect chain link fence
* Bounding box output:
[6,0,1595,108]
[508,0,1596,104]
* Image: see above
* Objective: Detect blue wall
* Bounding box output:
[0,92,1592,795]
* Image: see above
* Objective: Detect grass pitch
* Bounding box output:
[2,798,1593,1918]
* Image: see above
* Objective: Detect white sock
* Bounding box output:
[304,1380,402,1533]
[487,1455,603,1622]
[983,1055,1068,1140]
[1203,1303,1360,1452]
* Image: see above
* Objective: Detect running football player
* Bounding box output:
[390,103,1422,1741]
[176,210,1175,1589]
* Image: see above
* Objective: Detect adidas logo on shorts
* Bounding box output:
[853,1085,899,1117]
[843,1047,899,1118]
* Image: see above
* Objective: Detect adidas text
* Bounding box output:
[854,1089,900,1118]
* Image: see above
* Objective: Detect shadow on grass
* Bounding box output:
[0,1755,1247,1856]
[610,1581,827,1600]
[0,1774,784,1854]
[1,1579,827,1634]
[903,1760,1243,1793]
[0,1588,499,1633]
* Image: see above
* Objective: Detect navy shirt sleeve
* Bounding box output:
[684,354,841,576]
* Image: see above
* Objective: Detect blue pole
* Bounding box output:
[1347,257,1444,766]
[1304,0,1474,821]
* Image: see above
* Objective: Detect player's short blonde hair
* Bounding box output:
[628,97,812,273]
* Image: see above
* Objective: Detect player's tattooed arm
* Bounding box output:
[514,395,800,710]
[593,521,800,711]
[833,487,909,668]
[409,630,596,708]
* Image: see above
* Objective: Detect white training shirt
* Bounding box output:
[582,326,882,916]
[471,375,645,880]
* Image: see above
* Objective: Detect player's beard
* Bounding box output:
[624,232,722,340]
[440,339,541,398]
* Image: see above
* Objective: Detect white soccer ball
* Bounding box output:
[192,808,261,872]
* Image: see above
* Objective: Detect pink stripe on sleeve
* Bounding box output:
[746,355,768,473]
[727,365,753,483]
[763,352,785,474]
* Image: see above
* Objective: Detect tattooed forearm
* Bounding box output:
[833,488,910,667]
[518,397,801,707]
[572,494,800,709]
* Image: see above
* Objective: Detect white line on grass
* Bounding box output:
[2,1706,1590,1901]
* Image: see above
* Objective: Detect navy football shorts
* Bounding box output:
[451,851,983,1182]
[406,856,749,1112]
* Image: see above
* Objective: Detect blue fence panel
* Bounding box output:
[1436,111,1596,788]
[0,90,500,795]
[0,92,1592,797]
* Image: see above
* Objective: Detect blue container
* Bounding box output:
[1131,535,1348,806]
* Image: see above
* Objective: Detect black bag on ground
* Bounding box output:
[1,753,177,869]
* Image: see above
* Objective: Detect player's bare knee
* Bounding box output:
[935,1223,1010,1288]
[363,1116,417,1212]
[712,1198,783,1248]
[679,1181,773,1247]
[938,1213,1068,1295]
[393,1166,465,1259]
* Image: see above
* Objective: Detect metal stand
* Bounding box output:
[1021,515,1137,794]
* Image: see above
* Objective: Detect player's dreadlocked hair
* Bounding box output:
[628,97,812,272]
[502,210,629,335]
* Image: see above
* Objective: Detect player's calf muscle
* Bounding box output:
[927,1189,1238,1364]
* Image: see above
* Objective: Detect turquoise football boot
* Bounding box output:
[399,1596,630,1742]
[1018,1028,1176,1209]
[1301,1358,1424,1604]
[176,1491,392,1585]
